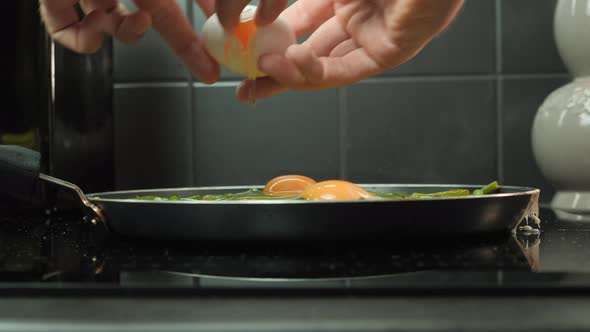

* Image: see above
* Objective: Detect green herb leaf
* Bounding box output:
[473,181,499,195]
[371,192,409,199]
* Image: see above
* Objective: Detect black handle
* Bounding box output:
[0,145,41,201]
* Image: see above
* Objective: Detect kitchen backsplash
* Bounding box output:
[113,0,570,203]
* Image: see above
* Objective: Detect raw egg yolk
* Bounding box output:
[225,19,257,56]
[263,175,317,196]
[301,180,372,201]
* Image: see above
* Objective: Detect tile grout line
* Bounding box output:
[495,0,503,74]
[353,75,496,84]
[500,73,571,79]
[113,73,571,89]
[495,0,504,183]
[496,79,504,183]
[187,0,197,186]
[339,87,348,180]
[114,82,192,88]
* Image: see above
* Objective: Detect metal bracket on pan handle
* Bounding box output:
[39,173,107,228]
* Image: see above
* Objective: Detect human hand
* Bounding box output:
[40,0,290,84]
[235,0,465,102]
[40,0,223,84]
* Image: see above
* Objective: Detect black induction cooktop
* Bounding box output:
[0,206,589,295]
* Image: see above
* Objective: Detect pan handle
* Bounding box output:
[39,173,107,227]
[0,145,106,227]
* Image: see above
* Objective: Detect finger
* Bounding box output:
[236,78,287,102]
[329,39,358,57]
[313,49,381,86]
[238,39,364,101]
[133,0,220,83]
[258,52,307,87]
[302,16,348,56]
[80,1,151,44]
[110,5,152,43]
[257,45,322,88]
[40,0,106,53]
[40,0,80,36]
[194,0,215,17]
[361,0,464,68]
[40,0,78,11]
[285,44,324,85]
[255,0,288,26]
[79,0,117,13]
[280,0,334,38]
[214,0,250,32]
[260,46,381,88]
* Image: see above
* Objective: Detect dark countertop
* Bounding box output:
[3,297,590,332]
[0,207,590,331]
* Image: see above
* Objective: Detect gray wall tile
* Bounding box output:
[347,79,497,184]
[501,0,567,73]
[114,0,190,83]
[383,0,495,76]
[501,76,571,203]
[114,86,193,189]
[192,85,340,185]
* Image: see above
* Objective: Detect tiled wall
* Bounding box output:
[113,0,571,203]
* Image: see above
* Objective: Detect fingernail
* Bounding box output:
[257,53,279,74]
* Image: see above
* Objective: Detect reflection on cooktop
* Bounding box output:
[112,233,540,289]
[107,234,538,279]
[0,208,546,290]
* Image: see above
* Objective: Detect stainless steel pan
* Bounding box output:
[1,145,541,241]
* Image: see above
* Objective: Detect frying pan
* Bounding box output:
[0,145,541,241]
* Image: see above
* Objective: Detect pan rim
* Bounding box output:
[87,184,540,205]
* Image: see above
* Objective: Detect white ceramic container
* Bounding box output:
[532,0,590,221]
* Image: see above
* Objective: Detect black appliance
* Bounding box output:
[4,1,114,210]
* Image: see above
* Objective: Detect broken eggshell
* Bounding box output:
[201,5,296,78]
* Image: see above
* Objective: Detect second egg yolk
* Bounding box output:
[301,180,372,201]
[263,175,317,196]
